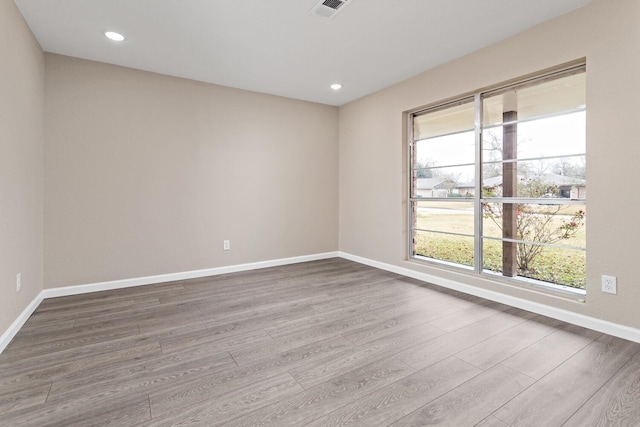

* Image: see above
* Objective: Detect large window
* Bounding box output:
[409,65,586,293]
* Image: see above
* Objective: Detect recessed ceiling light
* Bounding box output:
[105,31,125,42]
[330,83,343,90]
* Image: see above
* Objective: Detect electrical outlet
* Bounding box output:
[223,240,230,251]
[602,274,617,294]
[16,273,21,292]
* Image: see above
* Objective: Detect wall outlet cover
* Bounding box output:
[602,274,617,294]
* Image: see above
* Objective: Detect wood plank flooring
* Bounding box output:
[1,258,639,426]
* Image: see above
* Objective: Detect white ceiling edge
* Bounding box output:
[14,0,593,106]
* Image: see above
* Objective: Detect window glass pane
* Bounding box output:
[415,130,475,167]
[482,159,586,199]
[482,202,585,288]
[414,230,474,267]
[482,112,585,161]
[482,203,586,249]
[414,100,475,141]
[517,113,585,158]
[414,200,474,235]
[482,240,585,289]
[482,72,586,128]
[414,165,475,198]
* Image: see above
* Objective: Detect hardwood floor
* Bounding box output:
[1,258,639,426]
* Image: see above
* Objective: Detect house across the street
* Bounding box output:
[416,173,586,199]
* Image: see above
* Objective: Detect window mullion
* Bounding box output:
[474,93,483,274]
[408,113,416,259]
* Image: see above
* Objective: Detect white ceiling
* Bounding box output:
[14,0,593,106]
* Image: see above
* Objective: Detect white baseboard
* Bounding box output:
[0,293,44,354]
[0,251,338,354]
[339,251,640,344]
[41,252,340,299]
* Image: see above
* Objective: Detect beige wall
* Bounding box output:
[339,0,640,329]
[0,0,44,333]
[45,55,339,287]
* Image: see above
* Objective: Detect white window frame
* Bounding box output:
[408,64,587,295]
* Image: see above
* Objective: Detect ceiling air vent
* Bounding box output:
[310,0,352,20]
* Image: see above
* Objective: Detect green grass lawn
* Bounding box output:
[414,211,586,288]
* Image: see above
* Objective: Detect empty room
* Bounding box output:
[2,0,640,425]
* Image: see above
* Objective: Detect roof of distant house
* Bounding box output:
[415,177,457,189]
